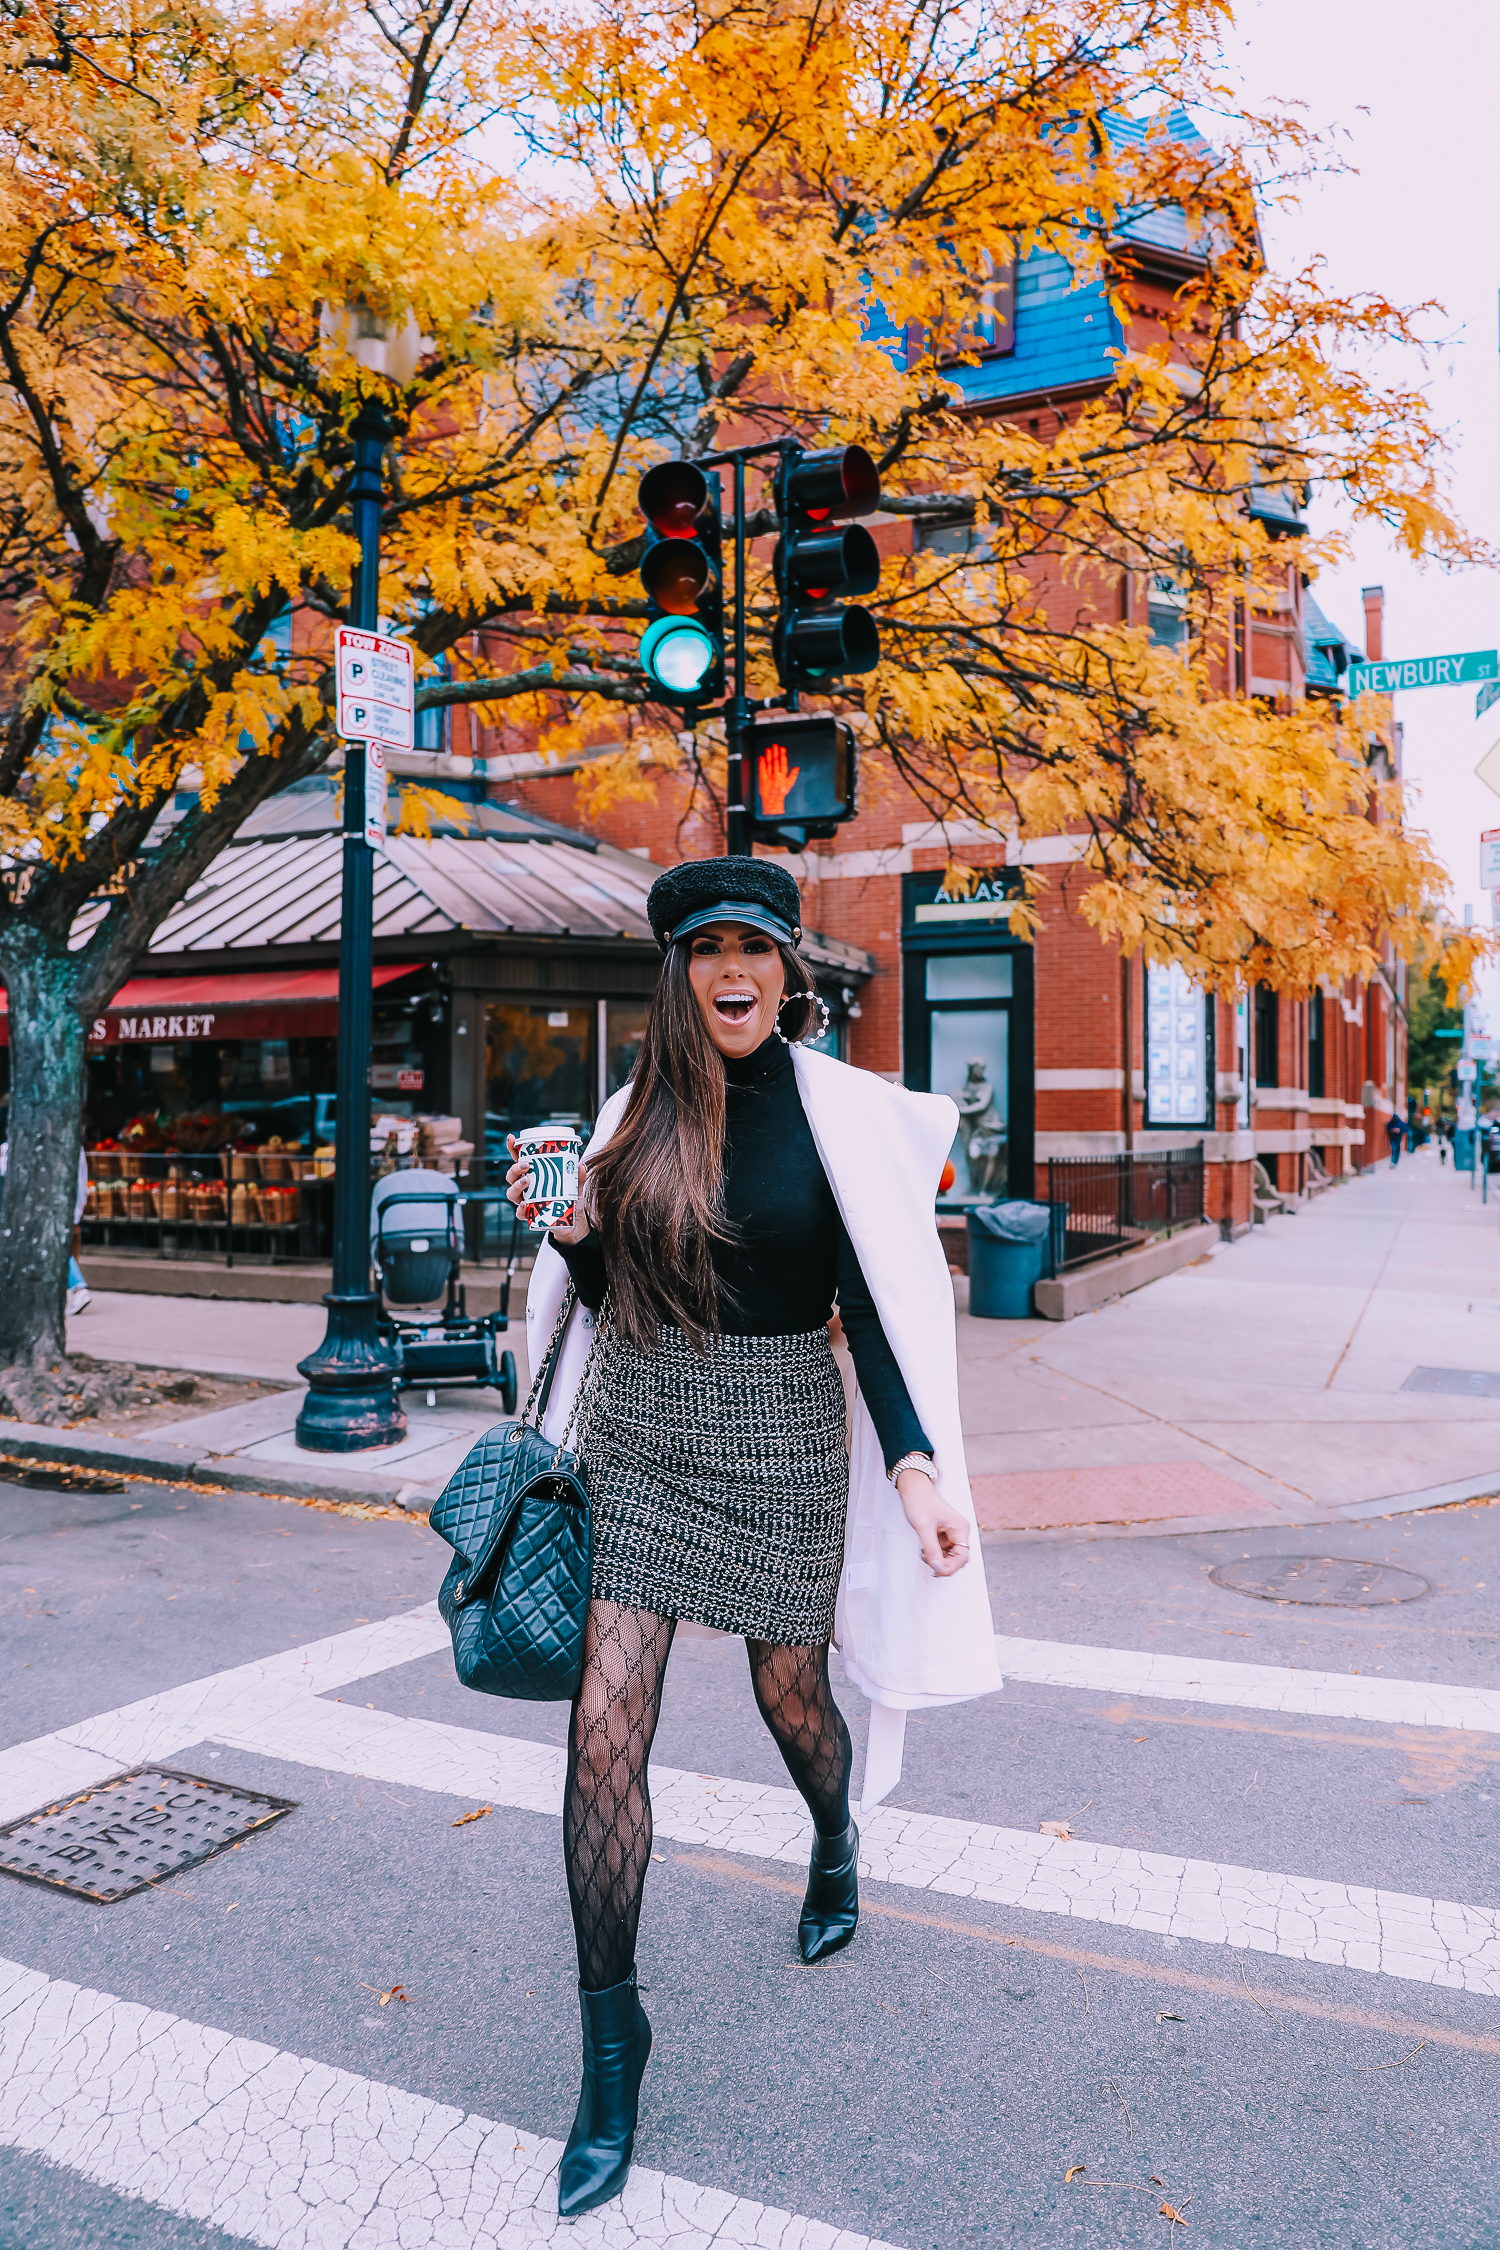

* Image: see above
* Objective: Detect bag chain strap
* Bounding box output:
[519,1282,607,1463]
[518,1285,575,1429]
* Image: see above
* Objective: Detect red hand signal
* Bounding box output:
[757,740,800,817]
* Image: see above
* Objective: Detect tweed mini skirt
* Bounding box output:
[582,1323,850,1644]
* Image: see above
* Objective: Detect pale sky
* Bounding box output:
[1227,0,1500,1024]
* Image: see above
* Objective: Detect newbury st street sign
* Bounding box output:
[1348,649,1498,696]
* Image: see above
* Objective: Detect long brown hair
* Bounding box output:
[584,935,820,1348]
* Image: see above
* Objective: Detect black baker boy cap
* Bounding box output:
[647,857,803,951]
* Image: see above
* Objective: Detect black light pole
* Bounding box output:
[295,398,406,1451]
[725,453,752,859]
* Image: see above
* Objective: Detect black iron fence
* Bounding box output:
[1045,1148,1205,1274]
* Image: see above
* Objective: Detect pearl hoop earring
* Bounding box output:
[773,990,833,1047]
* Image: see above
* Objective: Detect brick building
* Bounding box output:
[406,116,1407,1238]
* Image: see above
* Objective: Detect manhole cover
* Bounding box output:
[1210,1556,1429,1608]
[1400,1366,1500,1398]
[0,1767,296,1902]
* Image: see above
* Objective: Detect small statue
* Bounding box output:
[949,1057,1006,1198]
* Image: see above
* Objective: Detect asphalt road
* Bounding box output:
[2,1471,1498,2248]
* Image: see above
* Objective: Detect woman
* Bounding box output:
[509,857,1000,2219]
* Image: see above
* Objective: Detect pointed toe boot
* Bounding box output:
[798,1820,859,1964]
[557,1968,653,2217]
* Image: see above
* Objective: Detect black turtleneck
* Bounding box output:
[553,1035,931,1472]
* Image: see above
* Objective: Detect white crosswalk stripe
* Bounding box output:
[0,1954,903,2250]
[4,1604,1499,2001]
[993,1634,1500,1733]
[208,1691,1500,1997]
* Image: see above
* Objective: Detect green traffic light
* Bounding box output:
[641,614,718,697]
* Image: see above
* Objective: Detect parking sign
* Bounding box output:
[335,627,415,751]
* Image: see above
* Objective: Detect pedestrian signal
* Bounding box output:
[746,715,857,849]
[637,461,725,708]
[773,445,882,691]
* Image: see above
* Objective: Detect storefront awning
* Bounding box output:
[0,964,425,1046]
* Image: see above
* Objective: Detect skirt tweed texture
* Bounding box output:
[583,1323,849,1643]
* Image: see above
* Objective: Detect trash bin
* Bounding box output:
[966,1201,1051,1318]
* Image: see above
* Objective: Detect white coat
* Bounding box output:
[523,1042,1003,1808]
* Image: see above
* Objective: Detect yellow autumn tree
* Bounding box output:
[0,0,1483,1400]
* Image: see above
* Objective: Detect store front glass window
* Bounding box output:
[1145,963,1211,1127]
[922,955,1013,1202]
[485,1003,595,1149]
[605,1001,651,1098]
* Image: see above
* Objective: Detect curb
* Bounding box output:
[3,1420,1495,1540]
[977,1470,1500,1547]
[0,1418,447,1515]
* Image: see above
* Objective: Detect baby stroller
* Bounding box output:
[371,1168,518,1412]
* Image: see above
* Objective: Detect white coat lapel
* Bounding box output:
[791,1045,1003,1726]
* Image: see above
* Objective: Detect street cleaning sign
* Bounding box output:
[1348,649,1498,697]
[334,626,415,751]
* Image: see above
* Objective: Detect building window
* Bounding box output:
[1254,985,1279,1088]
[605,1001,651,1098]
[1309,988,1325,1098]
[484,1003,594,1152]
[1145,963,1212,1127]
[903,246,1017,369]
[916,520,995,563]
[415,661,449,752]
[1147,575,1189,655]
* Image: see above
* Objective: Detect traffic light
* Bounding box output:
[746,714,858,849]
[773,445,882,691]
[637,461,725,708]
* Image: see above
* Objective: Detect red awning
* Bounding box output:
[0,965,426,1046]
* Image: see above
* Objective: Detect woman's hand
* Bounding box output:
[505,1135,592,1247]
[895,1467,971,1576]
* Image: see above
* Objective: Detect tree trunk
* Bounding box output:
[0,945,88,1372]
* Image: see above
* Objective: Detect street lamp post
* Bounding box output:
[295,398,406,1452]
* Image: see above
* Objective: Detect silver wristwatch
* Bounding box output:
[888,1451,937,1486]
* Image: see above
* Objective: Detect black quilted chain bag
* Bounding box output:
[430,1287,601,1700]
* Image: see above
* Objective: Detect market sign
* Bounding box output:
[1348,649,1498,697]
[91,1010,218,1043]
[1482,828,1500,891]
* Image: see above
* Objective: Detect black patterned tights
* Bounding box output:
[563,1599,854,1990]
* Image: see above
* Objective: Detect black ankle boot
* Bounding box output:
[798,1820,859,1963]
[558,1967,653,2217]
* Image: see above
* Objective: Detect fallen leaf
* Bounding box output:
[451,1805,491,1827]
[359,1982,410,2006]
[1150,2175,1164,2186]
[1161,2200,1191,2227]
[1065,2164,1087,2183]
[225,1903,238,1914]
[1156,2013,1185,2024]
[1132,1736,1148,1743]
[1039,1820,1072,1839]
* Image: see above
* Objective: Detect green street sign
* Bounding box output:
[1348,649,1498,696]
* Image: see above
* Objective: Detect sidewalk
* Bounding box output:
[960,1144,1500,1534]
[13,1146,1499,1528]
